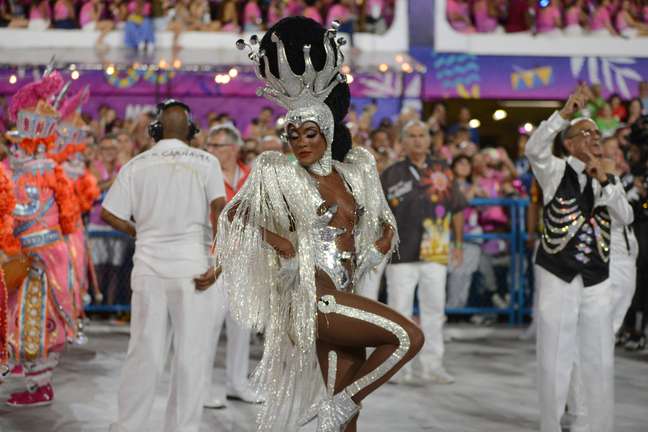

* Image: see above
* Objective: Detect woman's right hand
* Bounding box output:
[260,228,296,258]
[273,237,296,258]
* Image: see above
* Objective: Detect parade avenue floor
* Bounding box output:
[1,323,646,432]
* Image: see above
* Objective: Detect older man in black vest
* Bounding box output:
[526,85,633,432]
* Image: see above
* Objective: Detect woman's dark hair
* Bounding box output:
[451,154,472,170]
[259,16,351,161]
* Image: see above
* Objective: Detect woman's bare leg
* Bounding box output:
[316,340,366,432]
[316,290,424,404]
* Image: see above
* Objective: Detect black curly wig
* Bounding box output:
[259,16,352,162]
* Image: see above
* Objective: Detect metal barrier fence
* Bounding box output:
[85,197,533,324]
[444,197,525,325]
[84,229,134,315]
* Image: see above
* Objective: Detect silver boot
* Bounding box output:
[316,389,360,432]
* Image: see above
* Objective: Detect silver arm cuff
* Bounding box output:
[354,245,385,287]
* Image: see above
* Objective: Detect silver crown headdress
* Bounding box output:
[237,22,347,176]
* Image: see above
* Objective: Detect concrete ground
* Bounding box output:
[0,323,646,432]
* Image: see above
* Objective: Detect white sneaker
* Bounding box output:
[204,398,226,409]
[226,386,264,404]
[424,367,455,385]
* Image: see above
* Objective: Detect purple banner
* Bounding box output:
[5,51,641,126]
[0,68,411,128]
[411,48,648,100]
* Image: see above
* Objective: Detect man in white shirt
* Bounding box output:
[102,100,226,432]
[202,123,261,409]
[525,86,633,432]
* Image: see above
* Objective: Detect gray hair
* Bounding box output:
[559,117,598,143]
[401,119,429,140]
[208,122,243,147]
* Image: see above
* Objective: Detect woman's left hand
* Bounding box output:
[374,238,391,255]
[374,223,394,255]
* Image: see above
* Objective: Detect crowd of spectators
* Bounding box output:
[1,79,647,344]
[447,0,648,37]
[0,0,395,51]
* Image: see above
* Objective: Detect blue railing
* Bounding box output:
[443,197,529,325]
[85,197,533,324]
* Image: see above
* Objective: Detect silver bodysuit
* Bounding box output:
[313,201,366,292]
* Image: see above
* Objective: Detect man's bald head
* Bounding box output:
[161,105,191,141]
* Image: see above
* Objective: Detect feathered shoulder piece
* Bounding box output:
[217,150,324,429]
[343,146,378,168]
[8,72,64,122]
[334,145,399,286]
[218,151,297,329]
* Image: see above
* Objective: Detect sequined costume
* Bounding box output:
[2,72,81,404]
[8,157,79,359]
[217,18,418,432]
[0,165,15,372]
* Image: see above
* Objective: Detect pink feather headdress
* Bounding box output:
[8,72,64,122]
[59,87,90,121]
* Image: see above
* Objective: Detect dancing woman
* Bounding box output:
[217,17,424,432]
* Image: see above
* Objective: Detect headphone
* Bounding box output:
[148,99,200,143]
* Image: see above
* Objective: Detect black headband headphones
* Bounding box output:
[148,99,200,143]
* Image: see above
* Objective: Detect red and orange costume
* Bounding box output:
[0,72,81,406]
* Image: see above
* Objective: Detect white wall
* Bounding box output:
[0,0,409,66]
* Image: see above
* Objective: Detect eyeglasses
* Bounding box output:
[206,142,234,149]
[566,129,601,140]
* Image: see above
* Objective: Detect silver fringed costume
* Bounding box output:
[217,23,402,432]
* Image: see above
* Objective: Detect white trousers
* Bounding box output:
[446,243,481,308]
[536,267,614,432]
[386,261,447,368]
[204,276,252,399]
[610,252,637,333]
[357,258,388,302]
[566,250,637,431]
[110,276,217,432]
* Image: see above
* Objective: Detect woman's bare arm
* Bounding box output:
[227,202,296,258]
